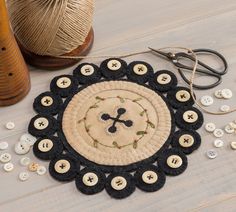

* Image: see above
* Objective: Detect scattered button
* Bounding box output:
[28,162,39,172]
[33,117,49,130]
[221,89,233,99]
[214,90,223,99]
[0,141,9,150]
[0,153,12,163]
[225,124,235,134]
[20,133,37,146]
[15,141,30,155]
[56,77,72,88]
[229,122,236,129]
[38,139,54,152]
[205,122,216,132]
[80,64,95,76]
[3,162,14,172]
[200,95,214,107]
[220,105,230,112]
[37,165,47,175]
[183,110,198,123]
[142,170,158,184]
[20,157,31,166]
[107,59,122,71]
[40,96,53,107]
[230,141,236,150]
[111,176,127,190]
[133,64,148,75]
[166,155,183,168]
[206,149,217,159]
[54,159,71,174]
[5,122,15,130]
[19,172,30,181]
[213,129,224,138]
[156,73,171,85]
[82,172,99,186]
[213,139,224,148]
[175,90,191,102]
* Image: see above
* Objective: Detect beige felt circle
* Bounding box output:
[179,134,194,147]
[54,160,71,174]
[41,96,53,107]
[111,176,127,190]
[81,65,95,76]
[62,81,172,166]
[34,117,49,130]
[133,64,148,75]
[183,111,198,123]
[167,155,183,168]
[107,60,122,71]
[82,172,99,186]
[176,90,191,102]
[157,74,171,85]
[56,77,71,88]
[38,139,53,152]
[142,171,158,184]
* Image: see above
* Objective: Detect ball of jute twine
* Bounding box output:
[6,0,94,56]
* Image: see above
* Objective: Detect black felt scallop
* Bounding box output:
[158,148,188,176]
[171,130,201,154]
[167,86,195,109]
[28,114,58,137]
[175,106,204,130]
[33,92,63,115]
[134,165,166,192]
[149,70,177,93]
[127,61,154,84]
[105,172,136,199]
[75,167,106,195]
[33,136,64,160]
[50,75,78,98]
[73,63,102,85]
[49,154,79,182]
[100,58,127,79]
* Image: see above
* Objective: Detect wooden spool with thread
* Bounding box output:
[0,0,30,106]
[6,0,95,70]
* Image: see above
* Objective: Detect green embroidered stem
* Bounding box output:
[117,96,125,103]
[95,96,105,101]
[93,140,99,148]
[112,141,121,149]
[132,98,142,102]
[139,109,147,116]
[136,131,147,135]
[147,120,155,128]
[133,140,138,149]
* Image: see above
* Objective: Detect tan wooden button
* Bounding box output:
[133,64,148,75]
[56,77,71,88]
[156,73,171,85]
[82,172,99,186]
[176,90,191,102]
[179,134,194,147]
[167,155,183,168]
[28,162,39,172]
[38,139,53,152]
[81,64,95,76]
[142,170,158,184]
[34,117,49,130]
[41,96,53,107]
[230,141,236,150]
[183,110,198,123]
[54,159,71,174]
[111,176,127,190]
[107,59,122,71]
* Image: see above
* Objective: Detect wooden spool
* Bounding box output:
[0,0,30,106]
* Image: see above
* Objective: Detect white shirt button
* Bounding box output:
[225,124,235,134]
[56,77,72,88]
[213,139,224,148]
[142,171,158,184]
[205,122,216,132]
[183,110,198,123]
[221,88,233,99]
[82,172,99,186]
[230,141,236,150]
[107,60,122,71]
[111,176,127,190]
[41,96,53,107]
[133,64,148,75]
[206,149,217,159]
[0,141,9,150]
[80,64,95,76]
[19,172,30,181]
[200,95,214,107]
[0,153,12,163]
[156,73,171,85]
[37,165,47,175]
[179,134,194,147]
[214,90,223,99]
[38,139,54,152]
[3,162,14,172]
[54,159,71,174]
[175,90,191,102]
[166,155,183,168]
[15,141,30,155]
[213,129,224,138]
[5,122,15,130]
[220,105,230,112]
[33,117,49,130]
[20,133,37,146]
[20,157,31,166]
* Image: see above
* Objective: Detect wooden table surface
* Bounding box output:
[1,0,236,211]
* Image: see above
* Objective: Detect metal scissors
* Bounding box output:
[149,47,228,90]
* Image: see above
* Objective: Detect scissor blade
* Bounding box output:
[148,47,171,59]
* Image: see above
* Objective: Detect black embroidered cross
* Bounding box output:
[39,122,45,127]
[61,80,68,85]
[59,163,66,169]
[44,98,51,105]
[184,138,190,143]
[101,108,133,133]
[147,175,153,180]
[88,176,94,182]
[188,114,194,120]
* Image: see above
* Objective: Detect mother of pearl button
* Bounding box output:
[56,77,72,88]
[41,96,53,107]
[166,155,183,168]
[107,60,122,71]
[38,139,54,152]
[183,111,198,123]
[54,160,71,174]
[156,73,171,85]
[142,170,158,184]
[175,90,191,102]
[179,134,194,147]
[81,64,95,76]
[111,176,127,190]
[33,117,49,130]
[133,64,148,75]
[82,172,99,186]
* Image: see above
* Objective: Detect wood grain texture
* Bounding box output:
[0,0,236,211]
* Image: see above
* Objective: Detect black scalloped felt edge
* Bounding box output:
[33,91,63,116]
[100,58,127,79]
[105,172,136,199]
[49,154,80,182]
[148,70,178,93]
[28,114,58,137]
[167,86,195,109]
[157,148,188,176]
[56,79,176,173]
[171,130,201,155]
[33,136,64,160]
[73,63,102,85]
[175,106,204,131]
[134,164,166,192]
[75,167,106,195]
